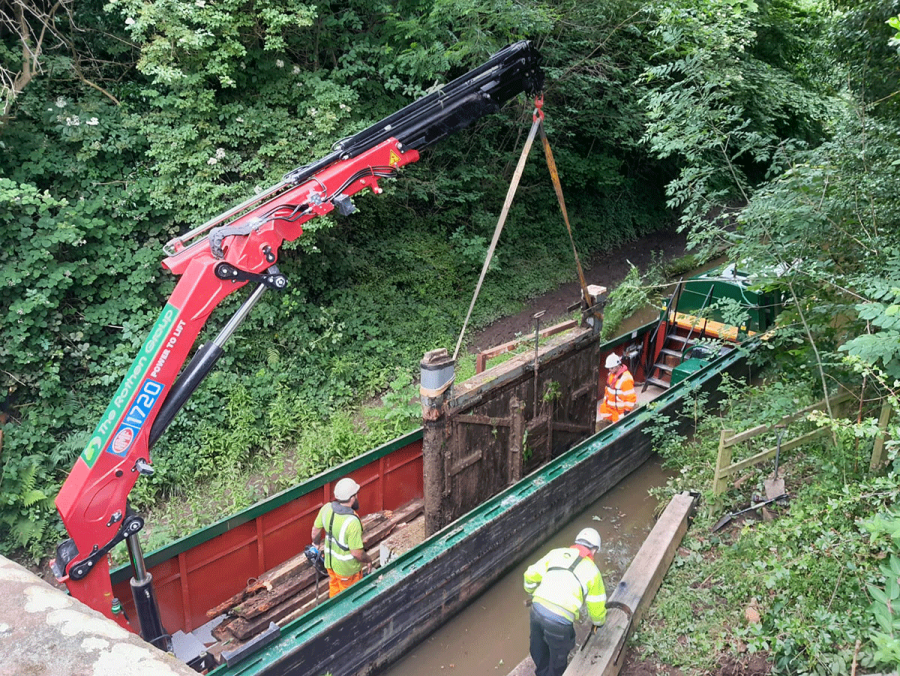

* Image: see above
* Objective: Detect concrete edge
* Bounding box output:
[0,555,197,676]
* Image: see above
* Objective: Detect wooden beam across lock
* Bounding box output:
[476,320,579,373]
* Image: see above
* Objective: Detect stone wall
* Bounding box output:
[0,555,196,676]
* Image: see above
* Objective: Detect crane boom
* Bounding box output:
[51,41,543,644]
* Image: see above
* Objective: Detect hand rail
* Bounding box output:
[642,279,684,385]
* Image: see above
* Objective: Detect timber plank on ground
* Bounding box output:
[564,491,698,676]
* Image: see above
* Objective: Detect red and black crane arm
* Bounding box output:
[51,41,543,635]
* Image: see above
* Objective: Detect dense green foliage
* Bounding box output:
[630,0,900,668]
[2,0,673,557]
[601,263,662,340]
[640,375,900,674]
[3,0,900,670]
[639,0,834,252]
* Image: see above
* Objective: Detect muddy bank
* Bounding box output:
[470,227,688,352]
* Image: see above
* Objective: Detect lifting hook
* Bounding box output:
[533,94,544,123]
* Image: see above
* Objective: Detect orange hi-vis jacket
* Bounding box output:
[597,366,636,423]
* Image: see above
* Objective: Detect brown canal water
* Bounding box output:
[381,457,673,676]
[381,256,727,675]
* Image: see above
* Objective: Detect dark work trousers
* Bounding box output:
[529,605,576,676]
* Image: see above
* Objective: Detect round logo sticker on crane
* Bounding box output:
[112,427,134,455]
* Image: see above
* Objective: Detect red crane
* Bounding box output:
[52,41,543,653]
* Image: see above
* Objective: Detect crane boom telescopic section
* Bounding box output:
[52,41,543,640]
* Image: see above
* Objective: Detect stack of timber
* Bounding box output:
[209,499,424,649]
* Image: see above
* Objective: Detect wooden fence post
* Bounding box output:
[871,401,893,471]
[712,429,734,498]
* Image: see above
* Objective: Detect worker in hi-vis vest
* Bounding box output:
[523,528,607,676]
[597,352,636,430]
[311,477,373,597]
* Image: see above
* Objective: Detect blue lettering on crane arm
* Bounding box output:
[107,379,165,458]
[79,303,180,468]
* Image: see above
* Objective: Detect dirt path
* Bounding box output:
[470,227,688,352]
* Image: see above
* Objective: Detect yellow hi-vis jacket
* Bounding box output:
[523,547,607,626]
[314,502,364,578]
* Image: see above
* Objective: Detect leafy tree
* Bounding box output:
[704,110,900,409]
[829,0,900,116]
[0,0,136,122]
[638,0,832,255]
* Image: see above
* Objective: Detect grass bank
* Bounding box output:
[628,375,899,675]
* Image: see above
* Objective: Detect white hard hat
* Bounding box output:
[575,527,602,550]
[605,353,622,369]
[334,477,360,501]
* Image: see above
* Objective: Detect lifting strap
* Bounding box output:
[548,552,587,596]
[324,503,362,571]
[538,119,591,307]
[452,97,593,362]
[452,105,542,362]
